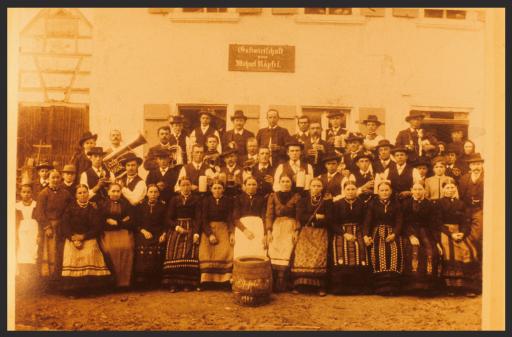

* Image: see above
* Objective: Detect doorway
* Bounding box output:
[177,104,227,134]
[421,122,469,144]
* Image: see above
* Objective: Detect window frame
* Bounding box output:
[169,8,240,23]
[296,8,366,24]
[301,106,352,136]
[416,8,482,30]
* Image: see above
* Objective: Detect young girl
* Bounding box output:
[436,181,481,297]
[329,181,370,294]
[15,182,40,294]
[363,181,404,295]
[232,177,267,258]
[266,174,301,292]
[291,178,331,296]
[424,157,457,201]
[60,185,112,293]
[133,185,167,288]
[34,169,73,289]
[162,177,201,292]
[99,183,135,288]
[401,183,441,295]
[198,180,234,288]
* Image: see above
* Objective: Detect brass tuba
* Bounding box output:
[103,132,147,179]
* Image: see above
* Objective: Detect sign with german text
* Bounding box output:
[228,44,295,73]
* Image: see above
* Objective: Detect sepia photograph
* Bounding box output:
[6,7,505,331]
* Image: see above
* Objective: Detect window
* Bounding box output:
[424,8,467,20]
[304,8,353,15]
[301,106,351,134]
[297,8,365,24]
[410,108,471,143]
[182,8,228,13]
[417,9,480,30]
[169,8,239,22]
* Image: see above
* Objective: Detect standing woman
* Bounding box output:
[232,177,267,258]
[436,181,481,297]
[162,177,201,292]
[290,178,331,296]
[459,139,476,174]
[329,181,370,295]
[60,185,112,293]
[198,180,234,288]
[133,185,167,288]
[266,174,301,292]
[363,181,404,296]
[99,183,135,289]
[401,183,441,295]
[34,169,73,290]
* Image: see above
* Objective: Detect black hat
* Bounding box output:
[285,140,304,150]
[345,132,364,143]
[221,148,238,158]
[451,125,466,133]
[361,114,383,126]
[154,148,172,158]
[390,146,409,155]
[412,157,430,168]
[375,139,394,150]
[445,143,461,155]
[355,152,374,162]
[35,161,54,170]
[230,110,248,121]
[327,110,344,119]
[61,164,77,173]
[198,109,215,118]
[322,152,341,164]
[466,153,484,163]
[119,152,143,166]
[169,115,184,124]
[87,147,107,156]
[79,131,98,146]
[405,111,425,122]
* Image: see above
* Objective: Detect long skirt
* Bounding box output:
[39,220,62,280]
[198,221,234,283]
[100,230,134,287]
[17,219,39,265]
[234,216,267,259]
[439,224,481,293]
[329,223,370,294]
[61,238,112,291]
[267,216,296,292]
[162,218,200,288]
[290,226,328,289]
[402,227,441,294]
[133,232,165,285]
[369,224,404,295]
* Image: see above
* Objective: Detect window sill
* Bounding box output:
[416,19,483,31]
[295,14,366,25]
[169,12,240,23]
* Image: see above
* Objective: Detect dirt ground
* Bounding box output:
[14,288,481,331]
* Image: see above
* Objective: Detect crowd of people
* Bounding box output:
[15,108,484,299]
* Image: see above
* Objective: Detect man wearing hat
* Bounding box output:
[80,147,113,203]
[458,153,484,257]
[256,109,291,166]
[118,152,147,207]
[361,114,384,152]
[323,110,348,151]
[251,147,275,198]
[317,152,343,198]
[71,131,98,183]
[444,143,464,183]
[146,148,179,203]
[387,146,414,198]
[169,115,189,165]
[352,152,376,200]
[411,157,430,185]
[218,148,243,197]
[372,139,396,175]
[222,110,255,158]
[447,125,466,157]
[272,140,314,192]
[395,111,428,162]
[188,109,222,159]
[33,161,54,198]
[61,164,77,195]
[293,115,310,144]
[144,126,179,171]
[342,132,366,174]
[174,144,210,193]
[303,121,332,176]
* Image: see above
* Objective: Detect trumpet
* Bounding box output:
[103,132,147,179]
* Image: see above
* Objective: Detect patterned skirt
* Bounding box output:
[234,216,267,259]
[61,238,112,291]
[439,224,481,293]
[133,232,165,284]
[198,221,233,283]
[162,219,200,288]
[329,223,370,294]
[369,224,404,295]
[268,217,297,292]
[290,226,328,289]
[100,230,134,287]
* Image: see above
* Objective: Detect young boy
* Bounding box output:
[444,144,464,182]
[219,148,243,197]
[80,147,113,203]
[412,157,430,185]
[424,156,457,201]
[33,161,54,198]
[204,135,222,168]
[61,164,77,195]
[343,133,365,174]
[318,152,342,199]
[146,148,179,203]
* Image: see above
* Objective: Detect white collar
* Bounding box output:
[40,178,48,185]
[396,163,406,169]
[289,159,301,166]
[226,164,237,171]
[234,129,244,135]
[200,125,209,132]
[160,166,169,173]
[471,171,481,182]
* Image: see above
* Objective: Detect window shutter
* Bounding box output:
[361,8,386,17]
[392,8,419,18]
[237,8,262,14]
[272,8,298,15]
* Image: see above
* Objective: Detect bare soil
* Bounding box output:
[15,289,481,331]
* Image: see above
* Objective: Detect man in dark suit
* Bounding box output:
[395,111,436,162]
[303,121,333,176]
[324,110,348,155]
[318,152,343,198]
[343,132,366,174]
[239,137,259,166]
[256,109,291,165]
[222,110,255,159]
[372,139,396,174]
[144,126,179,171]
[188,109,222,155]
[169,115,189,165]
[292,115,310,144]
[146,148,179,202]
[387,146,414,199]
[251,147,274,198]
[444,143,465,182]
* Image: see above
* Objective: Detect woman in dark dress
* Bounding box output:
[60,185,112,293]
[436,181,481,297]
[329,181,370,294]
[363,181,404,296]
[133,185,168,288]
[162,177,201,292]
[99,183,135,288]
[401,183,441,295]
[291,178,331,296]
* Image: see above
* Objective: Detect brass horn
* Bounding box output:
[103,132,147,179]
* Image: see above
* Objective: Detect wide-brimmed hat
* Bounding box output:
[154,148,172,158]
[375,139,394,150]
[119,152,143,166]
[355,152,374,162]
[87,147,107,156]
[412,157,430,168]
[79,131,98,146]
[322,152,341,164]
[451,125,466,133]
[220,148,238,158]
[35,161,54,170]
[61,164,77,173]
[361,114,384,126]
[390,146,409,155]
[198,109,215,119]
[230,110,248,121]
[285,140,304,150]
[327,110,344,119]
[345,132,364,143]
[444,143,461,155]
[169,115,185,124]
[405,111,425,122]
[466,153,484,163]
